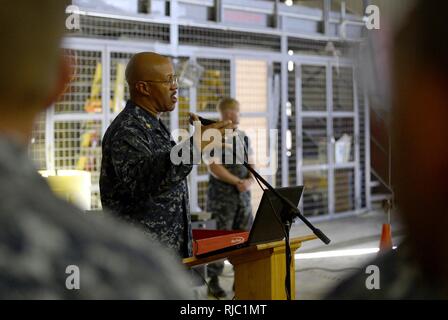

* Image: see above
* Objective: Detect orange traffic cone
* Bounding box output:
[379,223,393,252]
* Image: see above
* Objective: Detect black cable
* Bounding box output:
[284,225,292,300]
[192,268,221,300]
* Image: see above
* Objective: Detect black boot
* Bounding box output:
[208,276,226,298]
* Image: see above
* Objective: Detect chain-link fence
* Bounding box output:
[29,4,368,219]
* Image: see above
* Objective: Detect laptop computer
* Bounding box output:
[194,186,304,258]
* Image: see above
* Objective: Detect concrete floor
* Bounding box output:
[196,210,403,300]
[292,209,403,299]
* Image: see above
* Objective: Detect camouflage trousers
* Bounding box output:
[206,190,253,279]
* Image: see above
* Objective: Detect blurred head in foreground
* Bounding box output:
[326,0,448,299]
[0,0,72,143]
[392,0,448,286]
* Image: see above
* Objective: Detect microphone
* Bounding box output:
[189,115,217,126]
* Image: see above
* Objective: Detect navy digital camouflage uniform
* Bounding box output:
[100,100,193,258]
[206,130,253,278]
[0,136,192,299]
[326,242,448,299]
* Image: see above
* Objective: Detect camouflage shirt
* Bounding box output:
[0,136,192,299]
[100,100,193,258]
[208,129,253,183]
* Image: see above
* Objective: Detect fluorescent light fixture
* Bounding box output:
[288,61,294,72]
[286,130,292,150]
[286,101,292,116]
[223,247,398,266]
[295,246,397,260]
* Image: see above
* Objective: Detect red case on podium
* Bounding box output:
[192,229,249,256]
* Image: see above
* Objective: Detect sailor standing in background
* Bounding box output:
[206,98,255,297]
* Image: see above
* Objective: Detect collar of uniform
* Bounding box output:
[125,100,173,142]
[125,100,163,132]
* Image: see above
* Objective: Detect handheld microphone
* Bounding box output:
[189,115,217,126]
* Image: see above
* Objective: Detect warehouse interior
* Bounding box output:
[33,0,379,220]
[4,0,445,301]
[31,0,400,298]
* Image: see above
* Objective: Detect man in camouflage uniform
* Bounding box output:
[100,52,233,258]
[0,0,191,299]
[206,98,254,297]
[327,0,448,299]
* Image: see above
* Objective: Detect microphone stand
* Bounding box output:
[242,161,331,245]
[192,116,331,299]
[241,160,330,299]
[234,137,331,300]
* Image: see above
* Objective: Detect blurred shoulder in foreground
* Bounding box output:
[0,137,191,299]
[0,0,191,298]
[326,244,447,299]
[328,0,448,300]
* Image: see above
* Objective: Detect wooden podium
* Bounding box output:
[183,234,317,300]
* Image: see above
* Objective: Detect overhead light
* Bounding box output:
[223,246,398,265]
[288,61,294,72]
[285,0,293,6]
[288,50,294,56]
[295,246,397,260]
[286,101,292,116]
[325,41,336,53]
[286,130,292,150]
